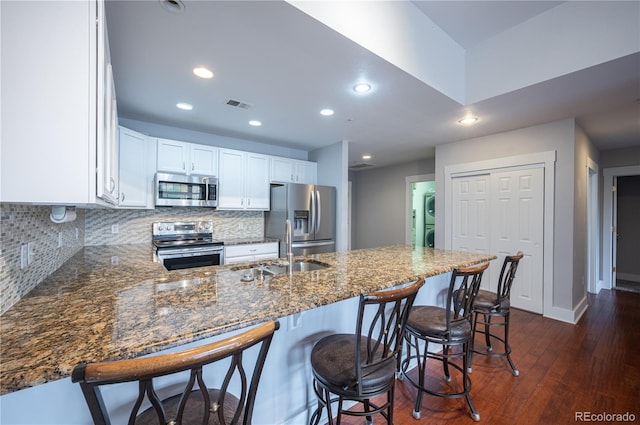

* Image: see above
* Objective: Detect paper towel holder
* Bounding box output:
[50,206,76,223]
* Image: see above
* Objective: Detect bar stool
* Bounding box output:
[469,251,523,376]
[400,263,489,422]
[72,320,279,425]
[309,279,425,425]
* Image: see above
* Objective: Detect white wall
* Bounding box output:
[435,119,577,313]
[310,140,349,252]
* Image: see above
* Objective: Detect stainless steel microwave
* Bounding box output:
[155,173,217,207]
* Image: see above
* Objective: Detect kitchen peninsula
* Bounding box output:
[0,244,494,424]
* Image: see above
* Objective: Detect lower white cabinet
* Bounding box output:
[224,242,279,265]
[118,126,155,209]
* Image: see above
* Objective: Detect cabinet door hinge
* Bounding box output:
[612,267,617,272]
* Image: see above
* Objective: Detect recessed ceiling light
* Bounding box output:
[362,155,372,160]
[176,102,193,110]
[353,83,371,93]
[320,109,334,116]
[249,120,262,127]
[458,115,478,125]
[193,67,213,79]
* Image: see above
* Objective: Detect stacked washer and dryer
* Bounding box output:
[424,191,435,248]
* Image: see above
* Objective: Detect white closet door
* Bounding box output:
[490,168,544,313]
[451,167,544,313]
[452,174,491,257]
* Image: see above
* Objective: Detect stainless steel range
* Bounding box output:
[152,221,224,270]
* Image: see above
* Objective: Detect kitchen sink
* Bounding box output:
[235,260,330,279]
[264,260,329,275]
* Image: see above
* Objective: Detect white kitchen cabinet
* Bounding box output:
[0,0,119,205]
[270,156,317,184]
[224,242,279,265]
[157,139,218,176]
[218,149,270,210]
[118,127,156,209]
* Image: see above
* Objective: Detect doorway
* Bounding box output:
[603,165,640,291]
[405,174,435,247]
[614,175,640,292]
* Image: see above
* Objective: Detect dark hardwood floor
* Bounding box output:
[336,289,640,424]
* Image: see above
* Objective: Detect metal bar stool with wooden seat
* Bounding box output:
[469,251,523,376]
[72,320,279,425]
[400,263,489,422]
[309,278,425,425]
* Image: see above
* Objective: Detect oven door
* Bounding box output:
[156,245,224,271]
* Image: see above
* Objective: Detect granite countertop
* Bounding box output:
[0,244,494,395]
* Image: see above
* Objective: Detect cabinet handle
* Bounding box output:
[183,162,186,171]
[247,198,251,207]
[291,173,294,181]
[192,163,195,171]
[121,192,125,202]
[109,178,116,194]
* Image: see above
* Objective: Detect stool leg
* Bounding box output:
[468,312,479,373]
[504,312,519,376]
[363,399,373,425]
[442,345,451,382]
[463,342,480,421]
[484,314,492,351]
[412,336,426,419]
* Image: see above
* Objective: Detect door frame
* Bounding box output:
[443,151,556,318]
[405,173,435,246]
[602,165,640,289]
[586,157,599,294]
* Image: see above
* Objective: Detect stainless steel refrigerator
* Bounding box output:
[265,183,336,256]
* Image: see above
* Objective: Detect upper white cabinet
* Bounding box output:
[270,156,317,184]
[157,139,218,176]
[218,149,270,210]
[119,127,156,209]
[0,0,119,205]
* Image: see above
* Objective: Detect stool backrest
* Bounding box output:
[72,320,279,425]
[355,278,425,394]
[496,251,524,303]
[448,263,489,326]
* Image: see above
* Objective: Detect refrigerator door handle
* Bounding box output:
[310,189,316,236]
[315,190,321,233]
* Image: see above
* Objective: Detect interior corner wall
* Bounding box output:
[573,125,600,306]
[435,118,576,312]
[309,140,349,252]
[351,159,434,250]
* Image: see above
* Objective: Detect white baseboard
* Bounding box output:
[617,273,640,283]
[544,296,588,324]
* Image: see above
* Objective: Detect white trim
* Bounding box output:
[586,158,599,294]
[405,173,435,245]
[545,295,589,324]
[617,273,640,283]
[602,165,640,289]
[443,151,556,317]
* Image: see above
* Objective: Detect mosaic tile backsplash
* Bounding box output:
[0,203,86,314]
[1,204,263,314]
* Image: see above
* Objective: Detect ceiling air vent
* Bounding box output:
[349,163,374,170]
[159,0,185,14]
[226,99,251,109]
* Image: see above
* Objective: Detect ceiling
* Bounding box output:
[105,1,640,170]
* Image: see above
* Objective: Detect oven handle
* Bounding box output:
[157,246,224,259]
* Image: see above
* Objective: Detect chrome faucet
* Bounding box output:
[284,219,294,272]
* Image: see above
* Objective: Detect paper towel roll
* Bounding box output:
[50,206,77,223]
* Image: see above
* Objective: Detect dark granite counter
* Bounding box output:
[0,244,494,395]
